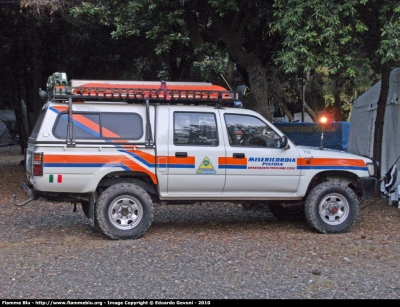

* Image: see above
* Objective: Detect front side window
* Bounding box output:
[53,112,143,140]
[225,114,281,148]
[174,112,218,146]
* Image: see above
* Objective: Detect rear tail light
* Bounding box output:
[32,152,43,176]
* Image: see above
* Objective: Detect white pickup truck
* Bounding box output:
[14,72,378,239]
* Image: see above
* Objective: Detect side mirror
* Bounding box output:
[235,85,246,96]
[39,88,48,100]
[280,135,290,149]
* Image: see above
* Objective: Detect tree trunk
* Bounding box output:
[211,14,271,120]
[304,102,317,122]
[331,74,345,122]
[214,33,270,119]
[295,78,317,122]
[373,62,391,176]
[184,11,206,62]
[277,101,294,122]
[224,58,235,88]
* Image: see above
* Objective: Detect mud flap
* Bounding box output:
[88,193,95,227]
[360,177,378,199]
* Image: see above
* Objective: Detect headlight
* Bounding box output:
[366,162,375,177]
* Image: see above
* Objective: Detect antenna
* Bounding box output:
[319,128,324,150]
[220,74,233,91]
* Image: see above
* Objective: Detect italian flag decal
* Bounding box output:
[49,174,63,183]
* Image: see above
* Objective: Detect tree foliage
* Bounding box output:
[71,0,281,120]
[0,0,162,151]
[272,0,368,76]
[1,0,400,169]
[271,0,400,169]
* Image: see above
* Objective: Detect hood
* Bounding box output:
[296,145,373,163]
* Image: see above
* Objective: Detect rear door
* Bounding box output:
[166,107,226,195]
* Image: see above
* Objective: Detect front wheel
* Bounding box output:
[95,183,154,239]
[305,182,359,234]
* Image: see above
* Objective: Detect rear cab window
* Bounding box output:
[53,112,143,140]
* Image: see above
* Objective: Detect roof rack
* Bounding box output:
[43,72,245,148]
[44,72,244,107]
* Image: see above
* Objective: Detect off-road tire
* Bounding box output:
[305,182,358,234]
[268,202,305,221]
[95,183,154,240]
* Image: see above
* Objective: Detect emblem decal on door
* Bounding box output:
[196,157,216,174]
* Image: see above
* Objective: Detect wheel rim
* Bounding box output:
[108,195,143,230]
[318,193,349,225]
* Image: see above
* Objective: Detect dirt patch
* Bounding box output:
[1,145,400,299]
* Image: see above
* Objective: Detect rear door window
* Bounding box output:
[174,112,218,146]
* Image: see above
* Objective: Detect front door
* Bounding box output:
[220,111,301,197]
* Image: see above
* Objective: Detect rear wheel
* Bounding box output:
[95,183,154,239]
[305,182,358,234]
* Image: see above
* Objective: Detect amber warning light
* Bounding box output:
[320,115,328,123]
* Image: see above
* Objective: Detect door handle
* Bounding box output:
[233,153,245,158]
[175,152,188,158]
